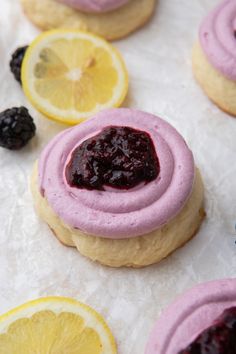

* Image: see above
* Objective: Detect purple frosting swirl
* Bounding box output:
[39,109,194,239]
[200,0,236,80]
[145,279,236,354]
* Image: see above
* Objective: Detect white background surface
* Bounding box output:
[0,0,236,353]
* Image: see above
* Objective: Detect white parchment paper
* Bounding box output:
[0,0,236,353]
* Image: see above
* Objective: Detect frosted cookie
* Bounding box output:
[145,278,236,353]
[31,108,205,268]
[20,0,156,41]
[192,0,236,116]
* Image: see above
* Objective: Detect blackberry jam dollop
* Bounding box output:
[179,307,236,354]
[66,126,160,190]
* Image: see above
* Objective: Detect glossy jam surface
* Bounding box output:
[179,307,236,354]
[66,126,160,190]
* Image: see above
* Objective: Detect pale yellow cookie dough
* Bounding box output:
[31,163,204,268]
[20,0,156,40]
[192,42,236,116]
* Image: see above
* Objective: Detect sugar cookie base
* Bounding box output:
[21,0,156,40]
[31,163,204,268]
[192,42,236,117]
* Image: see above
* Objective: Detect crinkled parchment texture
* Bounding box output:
[0,1,236,353]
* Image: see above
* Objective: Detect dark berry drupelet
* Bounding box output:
[0,107,36,150]
[9,46,28,84]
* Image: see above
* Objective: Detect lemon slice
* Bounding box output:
[0,297,117,353]
[21,30,128,125]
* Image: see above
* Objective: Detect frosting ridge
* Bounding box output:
[57,0,129,13]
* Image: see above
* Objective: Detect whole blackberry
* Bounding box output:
[0,107,36,150]
[9,46,28,84]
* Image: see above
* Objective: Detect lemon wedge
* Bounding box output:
[22,30,128,124]
[0,297,117,353]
